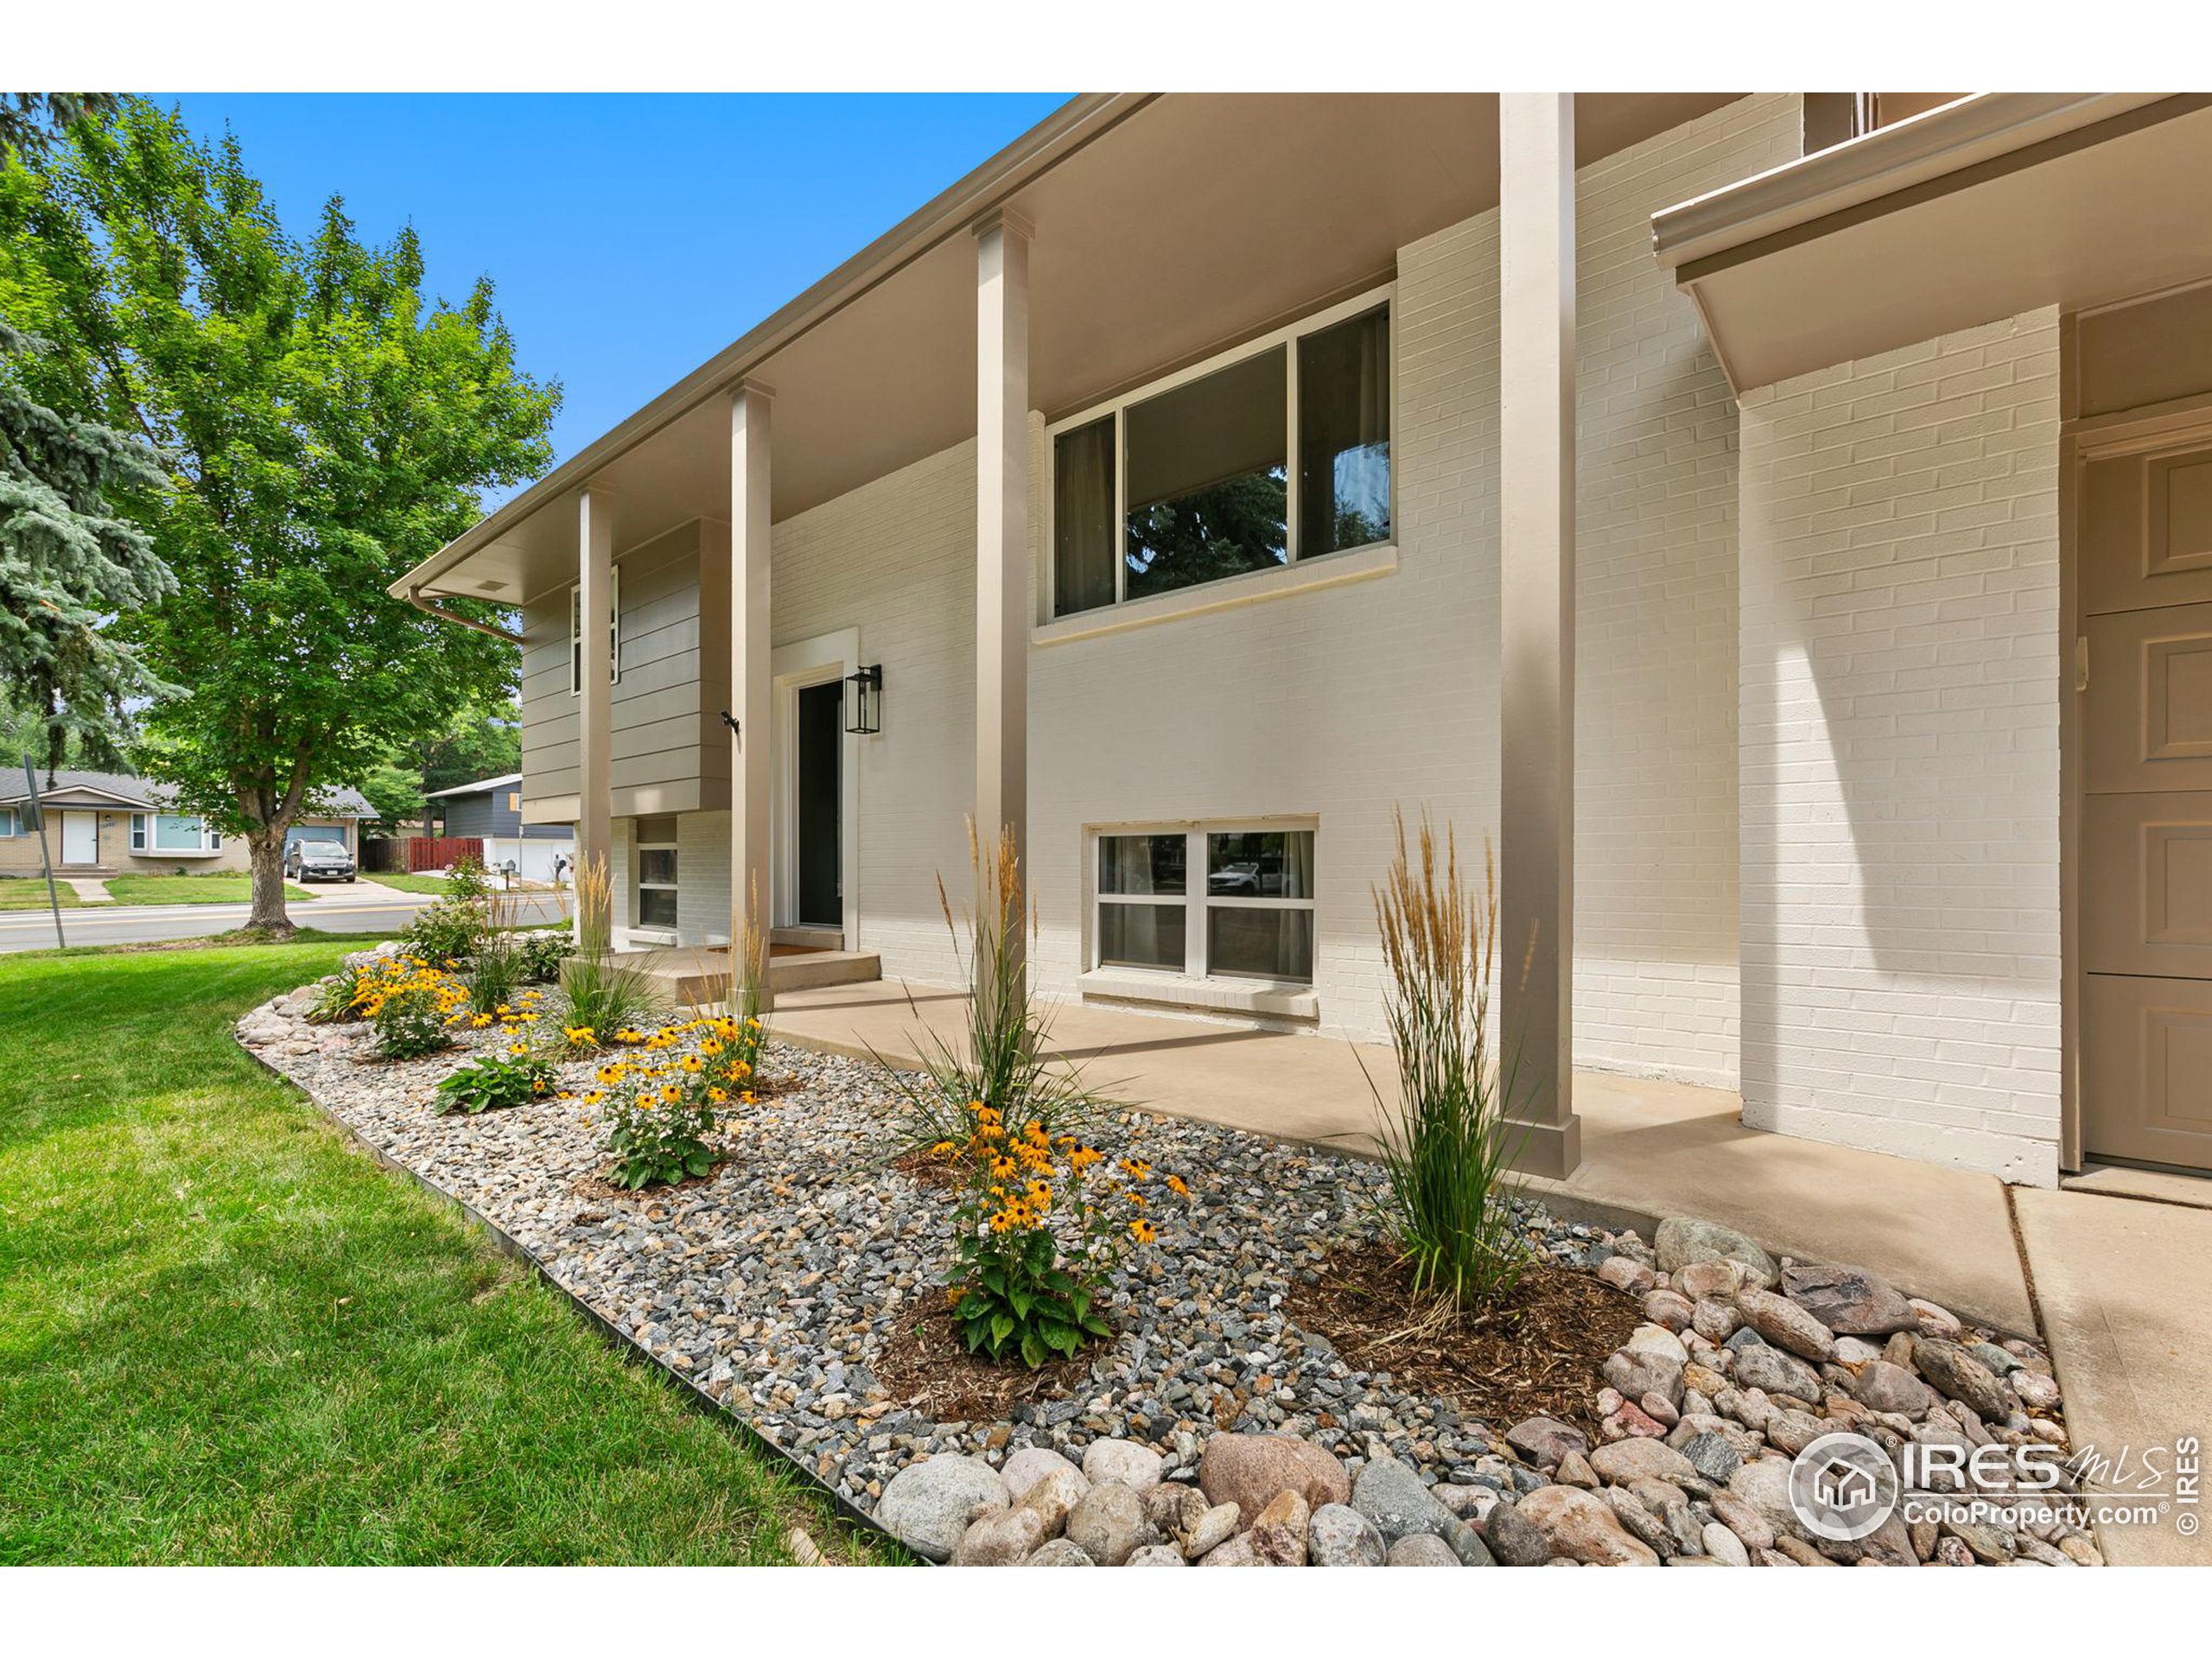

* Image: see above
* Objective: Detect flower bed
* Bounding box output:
[238,959,2101,1569]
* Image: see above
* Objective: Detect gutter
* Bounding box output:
[1653,92,2182,275]
[404,584,522,645]
[391,92,1157,605]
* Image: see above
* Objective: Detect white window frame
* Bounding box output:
[633,830,678,938]
[1090,820,1318,987]
[132,811,220,855]
[1044,285,1395,623]
[569,566,622,696]
[0,806,16,836]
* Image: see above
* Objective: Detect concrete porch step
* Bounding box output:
[621,944,880,1006]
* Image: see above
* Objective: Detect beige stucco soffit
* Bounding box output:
[1654,93,2212,393]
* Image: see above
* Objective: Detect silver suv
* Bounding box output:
[285,839,357,882]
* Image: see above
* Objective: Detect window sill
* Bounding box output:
[142,847,223,860]
[1035,543,1397,647]
[1077,968,1318,1021]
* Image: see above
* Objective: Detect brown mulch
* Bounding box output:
[872,1301,1093,1424]
[1284,1241,1643,1436]
[890,1144,961,1190]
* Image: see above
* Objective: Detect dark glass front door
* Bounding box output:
[797,680,842,928]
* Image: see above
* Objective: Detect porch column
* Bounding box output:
[575,483,615,941]
[1497,93,1582,1178]
[974,209,1031,957]
[729,379,775,1007]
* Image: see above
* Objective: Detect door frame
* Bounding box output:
[768,628,861,948]
[2058,340,2212,1170]
[59,809,100,868]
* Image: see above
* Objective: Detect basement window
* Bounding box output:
[1094,824,1315,983]
[1049,289,1391,619]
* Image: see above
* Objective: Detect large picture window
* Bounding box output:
[1093,824,1316,985]
[130,812,220,854]
[1049,291,1392,620]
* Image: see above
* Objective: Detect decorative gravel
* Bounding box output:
[238,957,2101,1567]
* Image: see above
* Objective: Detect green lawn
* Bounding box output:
[365,871,454,896]
[0,880,82,910]
[105,874,316,906]
[0,938,886,1564]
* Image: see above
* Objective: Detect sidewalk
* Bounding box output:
[767,976,2212,1566]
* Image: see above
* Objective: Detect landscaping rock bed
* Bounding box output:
[239,963,2101,1567]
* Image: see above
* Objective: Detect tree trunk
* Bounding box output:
[246,829,293,936]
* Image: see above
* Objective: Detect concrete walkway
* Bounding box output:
[768,976,2212,1565]
[62,876,111,901]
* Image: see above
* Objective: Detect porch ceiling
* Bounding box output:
[1656,92,2212,394]
[408,92,1738,607]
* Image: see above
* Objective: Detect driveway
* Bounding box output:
[0,880,569,954]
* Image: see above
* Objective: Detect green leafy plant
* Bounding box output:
[1363,809,1531,1311]
[435,1044,558,1116]
[306,962,365,1024]
[404,894,488,968]
[465,930,524,1015]
[514,931,569,984]
[887,822,1175,1368]
[556,854,665,1048]
[444,855,490,902]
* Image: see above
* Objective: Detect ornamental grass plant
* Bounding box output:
[1366,808,1532,1312]
[556,854,666,1051]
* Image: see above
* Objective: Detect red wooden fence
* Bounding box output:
[405,836,484,873]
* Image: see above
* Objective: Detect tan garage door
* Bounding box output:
[2081,435,2212,1170]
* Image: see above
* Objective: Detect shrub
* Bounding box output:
[435,1044,560,1116]
[444,855,490,901]
[579,1015,758,1188]
[1366,809,1530,1311]
[887,822,1173,1368]
[404,895,488,968]
[351,955,467,1060]
[556,855,665,1048]
[513,931,569,984]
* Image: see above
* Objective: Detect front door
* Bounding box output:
[60,810,98,867]
[2080,433,2212,1171]
[796,679,842,928]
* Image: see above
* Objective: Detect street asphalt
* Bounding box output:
[0,886,570,955]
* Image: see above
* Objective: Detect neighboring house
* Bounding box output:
[424,772,575,882]
[391,93,2212,1188]
[0,770,373,878]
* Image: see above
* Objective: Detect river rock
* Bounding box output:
[1677,1430,1744,1484]
[1589,1437,1699,1488]
[1001,1446,1083,1499]
[1692,1299,1743,1342]
[1780,1262,1917,1336]
[1082,1439,1166,1491]
[1602,1349,1685,1409]
[1386,1533,1460,1567]
[1309,1503,1388,1566]
[1643,1288,1695,1332]
[1624,1322,1691,1366]
[951,1504,1045,1566]
[1915,1338,2012,1421]
[1483,1501,1554,1566]
[1198,1433,1351,1516]
[1065,1482,1156,1567]
[1017,1467,1090,1536]
[1599,1255,1657,1296]
[878,1455,1009,1562]
[1504,1415,1587,1469]
[1702,1521,1751,1566]
[1655,1218,1778,1289]
[1852,1357,1936,1417]
[1516,1484,1661,1566]
[1178,1502,1240,1560]
[1352,1453,1453,1543]
[1733,1286,1835,1362]
[1124,1544,1184,1566]
[1023,1539,1094,1566]
[1732,1342,1823,1402]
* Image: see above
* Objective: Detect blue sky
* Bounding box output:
[162,93,1069,501]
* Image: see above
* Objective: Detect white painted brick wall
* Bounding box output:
[1572,93,1800,1088]
[1738,307,2063,1185]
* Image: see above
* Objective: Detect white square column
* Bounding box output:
[1497,94,1582,1177]
[729,379,775,1005]
[974,209,1032,950]
[575,483,615,940]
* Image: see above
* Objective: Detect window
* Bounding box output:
[1093,824,1315,984]
[0,806,16,836]
[635,834,677,931]
[1049,291,1392,619]
[569,567,622,695]
[507,791,521,813]
[131,812,219,853]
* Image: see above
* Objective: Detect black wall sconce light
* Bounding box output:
[844,664,884,735]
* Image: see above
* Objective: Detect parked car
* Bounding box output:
[286,839,357,882]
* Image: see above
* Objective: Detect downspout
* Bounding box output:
[405,584,522,645]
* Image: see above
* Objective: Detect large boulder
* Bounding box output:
[1198,1433,1351,1516]
[1064,1481,1157,1567]
[1780,1262,1918,1336]
[1308,1503,1388,1567]
[1001,1446,1084,1499]
[877,1455,1008,1562]
[1351,1454,1454,1543]
[1516,1484,1661,1566]
[1655,1218,1778,1290]
[1482,1502,1554,1567]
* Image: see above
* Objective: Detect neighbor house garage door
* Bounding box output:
[2081,434,2212,1170]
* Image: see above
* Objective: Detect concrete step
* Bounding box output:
[770,925,846,950]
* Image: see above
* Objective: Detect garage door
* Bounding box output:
[2080,435,2212,1170]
